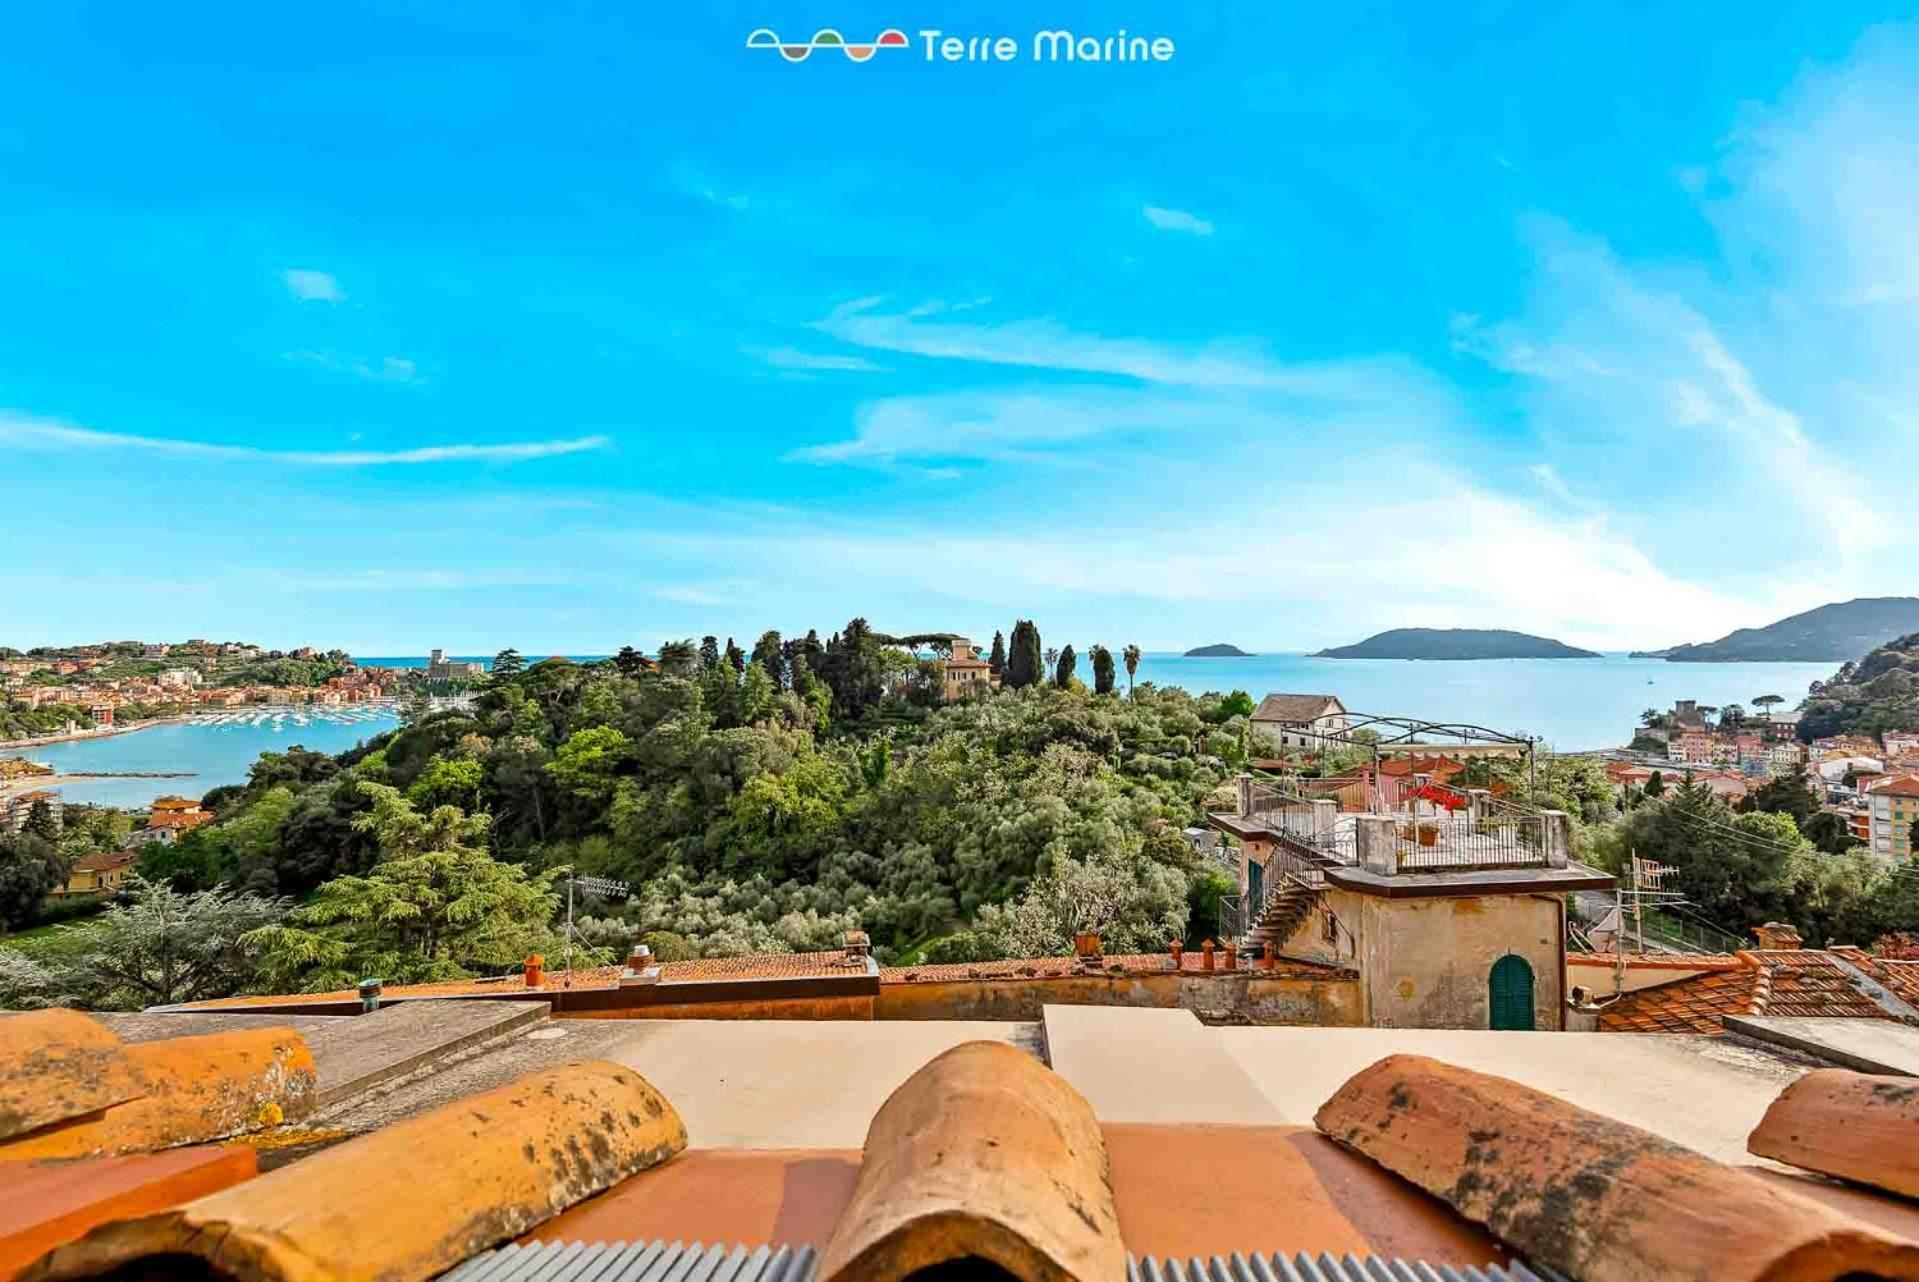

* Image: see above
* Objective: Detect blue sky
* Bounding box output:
[3,3,1915,654]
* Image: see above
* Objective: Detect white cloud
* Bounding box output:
[754,346,886,373]
[283,269,343,303]
[0,413,609,466]
[284,351,423,384]
[1142,205,1214,236]
[814,298,1414,395]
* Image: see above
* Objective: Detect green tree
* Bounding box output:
[245,785,563,992]
[1054,645,1077,688]
[1005,621,1042,689]
[546,725,634,807]
[408,755,485,811]
[1753,694,1784,714]
[1123,645,1142,698]
[1644,769,1666,797]
[491,649,524,680]
[0,876,286,1010]
[751,631,786,689]
[1090,645,1116,695]
[657,639,699,679]
[613,646,648,677]
[0,831,65,928]
[698,636,722,672]
[23,798,59,843]
[988,631,1006,677]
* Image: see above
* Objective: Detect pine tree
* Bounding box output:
[698,636,721,672]
[751,631,786,689]
[613,646,647,677]
[491,649,524,679]
[24,798,59,842]
[1054,645,1077,688]
[988,631,1006,676]
[724,638,746,675]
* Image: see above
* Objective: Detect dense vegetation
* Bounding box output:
[123,620,1250,990]
[1797,632,1919,741]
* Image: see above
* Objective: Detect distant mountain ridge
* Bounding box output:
[1634,598,1919,663]
[1183,643,1251,657]
[1313,628,1599,660]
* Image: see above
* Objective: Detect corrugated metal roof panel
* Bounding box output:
[442,1243,1546,1282]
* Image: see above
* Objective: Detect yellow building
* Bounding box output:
[1867,775,1919,862]
[940,638,997,702]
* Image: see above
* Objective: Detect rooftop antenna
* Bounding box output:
[1610,848,1683,989]
[562,872,632,985]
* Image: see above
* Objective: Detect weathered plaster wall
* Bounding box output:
[874,971,1362,1025]
[557,995,876,1021]
[1358,894,1563,1030]
[1564,955,1730,998]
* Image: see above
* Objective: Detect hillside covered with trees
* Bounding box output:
[1797,632,1919,741]
[104,620,1254,992]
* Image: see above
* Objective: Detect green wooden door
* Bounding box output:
[1489,954,1535,1030]
[1247,857,1263,910]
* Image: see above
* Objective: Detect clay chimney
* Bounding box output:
[1201,939,1216,973]
[1168,940,1184,970]
[523,954,545,988]
[1222,940,1239,972]
[1752,922,1803,951]
[1073,931,1102,964]
[844,929,872,960]
[1262,941,1277,970]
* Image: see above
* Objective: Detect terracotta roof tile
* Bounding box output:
[1596,948,1903,1033]
[1597,966,1767,1033]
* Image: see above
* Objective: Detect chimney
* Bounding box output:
[844,929,872,961]
[1222,940,1238,972]
[1262,941,1277,970]
[1073,932,1102,965]
[523,954,545,988]
[1168,940,1184,971]
[1201,939,1216,973]
[1752,922,1803,951]
[623,943,654,976]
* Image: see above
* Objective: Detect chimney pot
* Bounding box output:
[1752,921,1803,951]
[844,930,872,959]
[1223,940,1238,972]
[524,954,545,988]
[1201,939,1216,973]
[1169,940,1184,970]
[1262,941,1277,970]
[1073,931,1102,963]
[624,943,654,974]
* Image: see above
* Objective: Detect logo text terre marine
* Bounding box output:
[744,28,910,62]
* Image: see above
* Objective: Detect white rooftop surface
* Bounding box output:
[1724,1015,1919,1077]
[1216,1025,1812,1163]
[605,1018,1036,1148]
[1042,1005,1279,1123]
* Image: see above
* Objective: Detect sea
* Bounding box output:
[2,652,1835,808]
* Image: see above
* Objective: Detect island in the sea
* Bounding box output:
[1313,628,1600,660]
[1632,597,1919,663]
[1182,643,1252,657]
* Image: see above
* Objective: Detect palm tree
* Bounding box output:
[1044,647,1060,682]
[1123,644,1141,699]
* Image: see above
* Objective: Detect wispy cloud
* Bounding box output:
[813,298,1411,394]
[753,346,886,373]
[0,413,609,466]
[1142,205,1213,236]
[283,268,343,303]
[284,350,423,384]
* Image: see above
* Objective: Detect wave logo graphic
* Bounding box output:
[745,28,910,63]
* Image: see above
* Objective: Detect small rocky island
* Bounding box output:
[1183,643,1252,657]
[1314,628,1599,660]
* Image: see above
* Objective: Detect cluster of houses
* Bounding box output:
[1,642,393,738]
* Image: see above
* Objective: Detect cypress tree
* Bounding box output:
[1005,620,1043,689]
[1091,645,1116,695]
[1054,644,1077,688]
[987,631,1006,676]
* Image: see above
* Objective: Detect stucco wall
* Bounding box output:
[557,995,876,1020]
[1357,893,1563,1029]
[875,971,1362,1026]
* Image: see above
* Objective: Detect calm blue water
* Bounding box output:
[1132,652,1833,751]
[4,713,400,807]
[3,653,1834,807]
